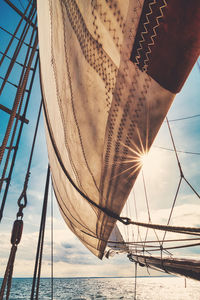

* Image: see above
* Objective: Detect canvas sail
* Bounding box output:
[37,0,200,259]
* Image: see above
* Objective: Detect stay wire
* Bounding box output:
[153,145,200,156]
[142,172,162,253]
[51,178,54,300]
[134,262,137,300]
[31,165,50,300]
[0,0,32,66]
[167,114,200,122]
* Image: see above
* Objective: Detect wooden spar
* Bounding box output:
[129,254,200,281]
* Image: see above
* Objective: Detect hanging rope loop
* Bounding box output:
[16,193,27,219]
[11,219,23,246]
[17,192,27,209]
[16,171,30,219]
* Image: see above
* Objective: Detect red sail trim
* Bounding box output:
[130,0,200,93]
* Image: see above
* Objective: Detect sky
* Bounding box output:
[0,1,200,279]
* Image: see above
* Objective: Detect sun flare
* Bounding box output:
[140,152,149,167]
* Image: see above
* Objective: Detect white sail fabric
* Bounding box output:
[37,0,199,258]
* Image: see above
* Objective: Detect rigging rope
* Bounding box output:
[0,222,21,300]
[0,0,32,66]
[31,165,50,300]
[0,53,39,221]
[134,262,137,300]
[0,20,38,193]
[51,179,54,300]
[167,114,200,122]
[0,24,38,165]
[154,145,200,156]
[0,100,42,299]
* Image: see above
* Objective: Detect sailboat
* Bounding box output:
[0,0,200,298]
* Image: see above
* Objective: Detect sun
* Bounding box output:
[140,152,149,167]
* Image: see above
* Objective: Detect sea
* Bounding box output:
[0,277,200,300]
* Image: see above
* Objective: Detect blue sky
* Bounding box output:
[0,1,200,279]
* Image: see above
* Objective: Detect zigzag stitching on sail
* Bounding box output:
[94,1,123,50]
[143,0,167,70]
[134,0,156,66]
[62,0,117,109]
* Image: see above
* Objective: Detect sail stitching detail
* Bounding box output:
[61,0,100,193]
[130,0,168,71]
[48,0,82,192]
[143,0,167,70]
[62,0,117,109]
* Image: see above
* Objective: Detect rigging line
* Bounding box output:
[81,229,200,246]
[0,50,34,70]
[128,191,135,246]
[51,178,54,300]
[161,176,183,246]
[25,99,42,177]
[81,230,200,253]
[124,237,200,244]
[161,118,200,244]
[132,190,143,256]
[0,25,35,49]
[124,200,129,242]
[153,145,200,156]
[141,171,151,252]
[0,26,38,192]
[183,176,200,199]
[4,0,35,28]
[128,236,200,245]
[0,33,38,165]
[134,262,137,300]
[144,241,200,252]
[142,171,162,252]
[142,171,150,221]
[0,244,17,299]
[127,220,200,235]
[0,0,33,66]
[31,165,50,300]
[167,114,200,122]
[0,52,39,221]
[0,76,29,91]
[166,117,183,176]
[161,117,184,248]
[14,15,38,90]
[0,4,36,93]
[0,103,29,124]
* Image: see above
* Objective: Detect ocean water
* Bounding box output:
[1,277,200,300]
